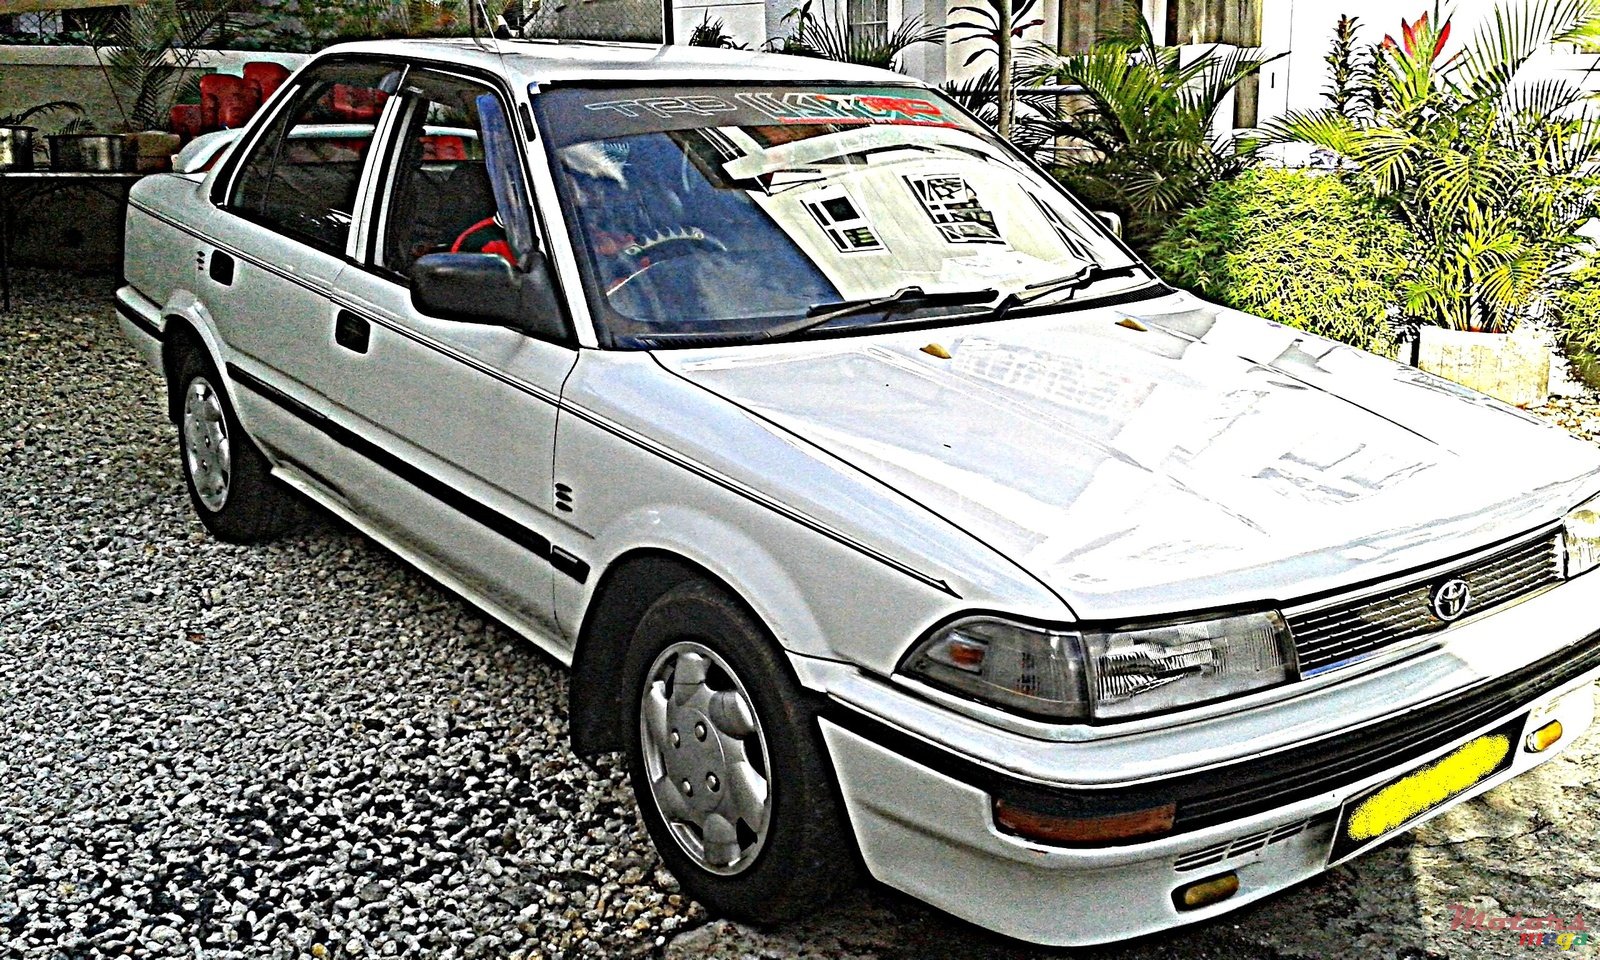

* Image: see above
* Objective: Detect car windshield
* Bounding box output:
[535,84,1147,349]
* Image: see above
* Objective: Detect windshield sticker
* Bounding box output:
[738,92,956,127]
[583,92,956,128]
[905,174,1004,245]
[804,189,884,252]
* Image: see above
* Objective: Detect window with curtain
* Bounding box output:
[847,0,890,49]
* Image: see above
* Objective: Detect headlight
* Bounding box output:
[901,611,1297,722]
[1563,491,1600,578]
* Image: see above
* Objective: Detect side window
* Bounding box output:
[376,73,534,277]
[227,61,402,253]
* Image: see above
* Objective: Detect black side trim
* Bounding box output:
[116,299,164,342]
[825,626,1600,843]
[227,363,588,585]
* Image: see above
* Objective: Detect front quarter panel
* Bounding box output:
[553,350,1066,675]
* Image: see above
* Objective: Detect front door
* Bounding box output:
[325,68,576,645]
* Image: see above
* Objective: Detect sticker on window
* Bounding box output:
[906,174,1004,244]
[805,190,884,253]
[738,92,956,128]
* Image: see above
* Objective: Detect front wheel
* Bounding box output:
[174,349,298,543]
[625,579,857,922]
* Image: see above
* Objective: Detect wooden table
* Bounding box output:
[0,170,144,311]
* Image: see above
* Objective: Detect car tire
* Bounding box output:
[173,348,298,544]
[624,578,858,923]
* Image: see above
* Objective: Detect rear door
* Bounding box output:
[204,58,405,486]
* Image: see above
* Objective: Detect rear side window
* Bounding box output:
[227,61,403,253]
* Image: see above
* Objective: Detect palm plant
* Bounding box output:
[950,0,1045,136]
[775,1,945,71]
[688,12,744,48]
[940,61,1061,157]
[1030,0,1282,248]
[1262,1,1600,332]
[0,100,86,129]
[87,0,244,132]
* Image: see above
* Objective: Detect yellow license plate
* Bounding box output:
[1329,715,1523,864]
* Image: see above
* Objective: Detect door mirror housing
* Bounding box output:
[1093,210,1123,238]
[409,252,566,341]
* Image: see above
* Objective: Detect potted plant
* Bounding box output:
[75,0,242,171]
[0,100,85,171]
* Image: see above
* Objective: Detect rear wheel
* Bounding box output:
[174,348,298,543]
[625,579,857,922]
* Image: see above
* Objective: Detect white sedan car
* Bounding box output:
[116,38,1600,946]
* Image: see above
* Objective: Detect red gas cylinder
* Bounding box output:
[244,62,292,107]
[421,135,467,161]
[199,74,251,130]
[169,104,203,140]
[327,84,387,122]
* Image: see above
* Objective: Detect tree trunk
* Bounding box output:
[996,0,1013,139]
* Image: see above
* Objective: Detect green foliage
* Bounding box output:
[1552,261,1600,388]
[687,13,743,48]
[1324,14,1376,121]
[1148,169,1416,355]
[1261,1,1600,332]
[771,2,945,70]
[0,100,84,128]
[949,0,1043,67]
[1028,0,1281,250]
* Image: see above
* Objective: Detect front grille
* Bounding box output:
[1287,530,1563,675]
[1173,817,1316,872]
[1171,629,1600,830]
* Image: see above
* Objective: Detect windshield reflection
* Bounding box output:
[536,85,1141,348]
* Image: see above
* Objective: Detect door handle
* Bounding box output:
[334,309,370,354]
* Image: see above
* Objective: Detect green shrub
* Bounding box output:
[1552,262,1600,390]
[1147,168,1416,355]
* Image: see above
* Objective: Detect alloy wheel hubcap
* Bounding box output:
[183,377,232,512]
[639,641,772,875]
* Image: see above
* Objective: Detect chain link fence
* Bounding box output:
[518,0,668,43]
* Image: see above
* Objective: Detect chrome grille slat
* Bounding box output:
[1173,817,1316,872]
[1288,531,1562,675]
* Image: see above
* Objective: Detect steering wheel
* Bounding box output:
[452,216,500,253]
[450,216,516,265]
[606,227,727,296]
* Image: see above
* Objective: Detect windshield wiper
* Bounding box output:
[634,285,998,347]
[990,262,1150,319]
[798,285,999,329]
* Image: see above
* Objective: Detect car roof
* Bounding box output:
[320,37,919,87]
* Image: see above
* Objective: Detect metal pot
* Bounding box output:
[0,126,36,172]
[47,133,128,172]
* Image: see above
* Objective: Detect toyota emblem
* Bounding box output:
[1431,578,1472,622]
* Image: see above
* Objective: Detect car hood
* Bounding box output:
[657,294,1600,619]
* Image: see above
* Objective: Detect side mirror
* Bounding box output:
[1094,210,1124,238]
[409,252,566,341]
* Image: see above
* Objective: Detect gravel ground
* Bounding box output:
[1,271,700,957]
[2,269,1598,959]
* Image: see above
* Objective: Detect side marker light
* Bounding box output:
[1526,719,1563,753]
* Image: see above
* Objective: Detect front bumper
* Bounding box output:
[812,574,1600,946]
